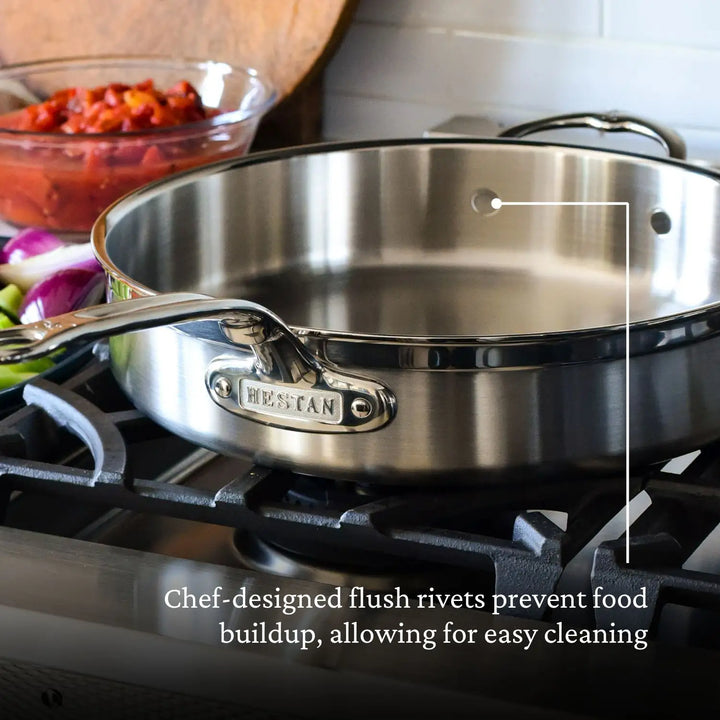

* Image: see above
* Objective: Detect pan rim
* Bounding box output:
[91,137,720,364]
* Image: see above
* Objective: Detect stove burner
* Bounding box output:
[232,530,424,590]
[283,473,399,506]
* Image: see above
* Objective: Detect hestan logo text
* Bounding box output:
[240,380,342,423]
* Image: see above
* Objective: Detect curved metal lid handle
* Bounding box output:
[499,111,687,160]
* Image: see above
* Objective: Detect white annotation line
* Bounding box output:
[493,198,632,564]
[494,201,629,206]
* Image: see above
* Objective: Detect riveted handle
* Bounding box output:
[0,293,396,434]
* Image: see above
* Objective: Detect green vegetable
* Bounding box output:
[0,311,14,329]
[0,299,55,388]
[0,354,54,388]
[0,283,22,322]
[0,363,48,390]
[13,356,54,373]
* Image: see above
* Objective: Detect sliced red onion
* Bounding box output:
[19,268,105,324]
[0,243,101,292]
[0,228,66,264]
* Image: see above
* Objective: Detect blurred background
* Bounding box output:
[323,0,720,162]
[3,0,719,161]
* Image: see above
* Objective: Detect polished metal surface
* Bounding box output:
[72,139,720,480]
[0,526,584,719]
[498,110,688,159]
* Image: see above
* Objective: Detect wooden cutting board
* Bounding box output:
[0,0,356,102]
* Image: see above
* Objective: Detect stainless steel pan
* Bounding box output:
[2,119,720,484]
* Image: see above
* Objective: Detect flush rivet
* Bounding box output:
[351,397,372,419]
[650,208,672,235]
[213,376,232,398]
[471,187,501,216]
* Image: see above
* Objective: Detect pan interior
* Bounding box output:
[229,261,637,336]
[102,143,720,338]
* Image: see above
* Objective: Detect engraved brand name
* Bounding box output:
[239,380,343,423]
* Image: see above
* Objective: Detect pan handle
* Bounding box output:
[498,111,687,159]
[0,293,396,434]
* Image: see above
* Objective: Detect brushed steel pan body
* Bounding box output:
[24,139,720,483]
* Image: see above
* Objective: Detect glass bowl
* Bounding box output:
[0,56,276,233]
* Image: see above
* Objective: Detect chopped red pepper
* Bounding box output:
[16,79,215,134]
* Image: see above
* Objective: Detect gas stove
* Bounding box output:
[2,346,720,718]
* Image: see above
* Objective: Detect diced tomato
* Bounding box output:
[0,78,240,231]
[103,86,125,108]
[15,79,211,134]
